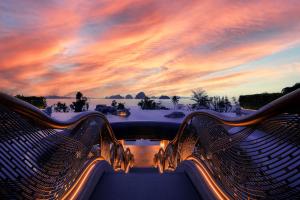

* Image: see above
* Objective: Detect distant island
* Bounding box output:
[45,95,73,99]
[135,92,146,99]
[125,94,133,99]
[106,94,134,99]
[159,95,170,99]
[105,94,124,99]
[105,93,172,100]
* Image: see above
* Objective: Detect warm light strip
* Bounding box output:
[62,157,104,200]
[187,157,230,200]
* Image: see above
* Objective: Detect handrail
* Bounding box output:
[62,157,105,200]
[0,92,134,199]
[186,156,230,200]
[0,92,119,143]
[171,89,300,144]
[155,89,300,200]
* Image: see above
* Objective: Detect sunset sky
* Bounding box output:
[0,0,300,98]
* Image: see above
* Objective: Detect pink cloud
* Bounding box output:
[0,0,300,97]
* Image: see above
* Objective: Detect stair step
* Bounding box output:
[89,169,201,200]
[129,167,159,173]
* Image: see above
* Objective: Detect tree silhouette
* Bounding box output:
[117,103,125,110]
[55,102,68,112]
[76,92,83,100]
[191,89,210,109]
[138,97,157,110]
[111,100,117,107]
[171,96,179,109]
[282,83,300,95]
[210,96,231,112]
[71,91,88,112]
[15,95,46,109]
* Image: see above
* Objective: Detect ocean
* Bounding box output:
[46,98,194,109]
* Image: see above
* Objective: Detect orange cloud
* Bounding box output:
[0,0,300,97]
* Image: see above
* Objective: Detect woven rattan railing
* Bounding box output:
[0,92,133,199]
[154,89,300,199]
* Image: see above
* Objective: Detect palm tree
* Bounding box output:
[191,89,210,109]
[224,96,232,112]
[76,91,83,101]
[172,96,179,109]
[137,97,157,110]
[72,91,88,112]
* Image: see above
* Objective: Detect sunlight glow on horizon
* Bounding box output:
[0,0,300,97]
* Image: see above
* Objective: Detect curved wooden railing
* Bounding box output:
[0,92,134,199]
[154,89,300,199]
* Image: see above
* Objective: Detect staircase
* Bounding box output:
[89,168,202,200]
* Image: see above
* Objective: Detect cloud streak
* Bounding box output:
[0,0,300,97]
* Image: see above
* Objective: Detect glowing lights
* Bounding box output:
[62,157,104,200]
[118,111,127,117]
[159,140,169,150]
[187,157,230,200]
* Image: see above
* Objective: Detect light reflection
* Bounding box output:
[160,140,169,150]
[187,157,230,200]
[62,157,104,200]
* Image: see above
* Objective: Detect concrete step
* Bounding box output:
[89,168,201,200]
